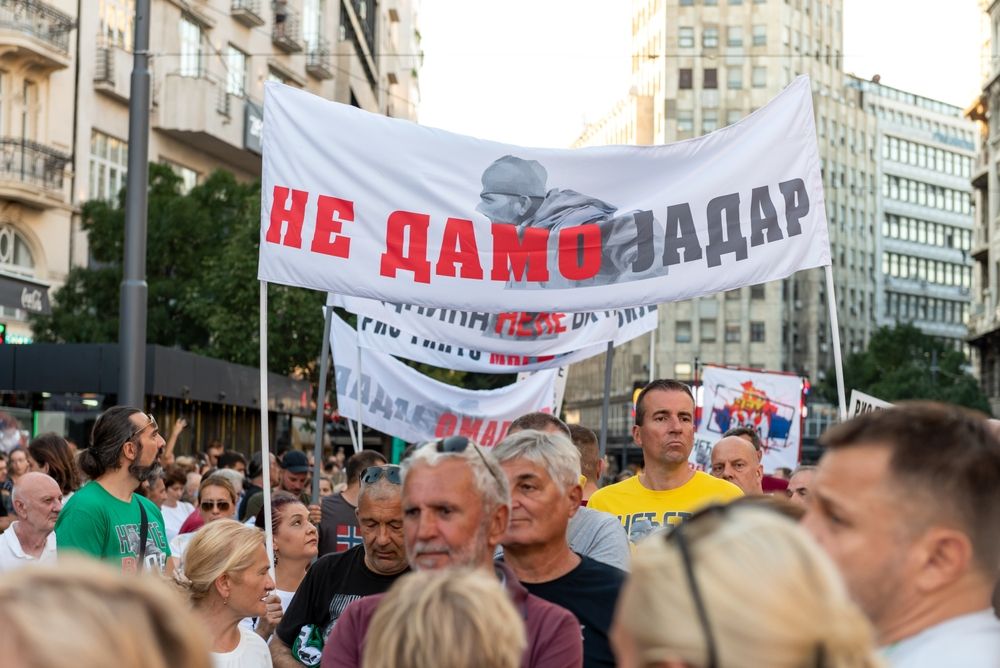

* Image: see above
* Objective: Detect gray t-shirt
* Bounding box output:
[567,506,630,572]
[882,609,1000,668]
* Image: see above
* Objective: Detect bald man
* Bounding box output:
[0,472,61,572]
[709,436,764,496]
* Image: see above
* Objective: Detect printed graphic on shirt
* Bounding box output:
[115,521,168,573]
[335,525,363,552]
[291,593,363,667]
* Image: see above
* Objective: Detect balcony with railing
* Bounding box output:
[272,4,303,53]
[0,0,75,71]
[0,137,69,207]
[306,35,333,80]
[93,41,132,103]
[231,0,265,27]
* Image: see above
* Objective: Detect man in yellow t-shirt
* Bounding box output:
[588,380,742,542]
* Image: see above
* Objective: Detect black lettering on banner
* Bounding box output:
[705,193,748,268]
[393,398,410,420]
[662,203,703,266]
[749,186,783,247]
[467,312,490,332]
[631,209,655,273]
[779,178,809,236]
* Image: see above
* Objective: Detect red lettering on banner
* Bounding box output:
[311,195,353,258]
[380,211,432,284]
[435,412,457,438]
[480,421,499,447]
[490,224,549,282]
[558,224,602,280]
[548,313,567,334]
[266,186,309,248]
[435,217,484,279]
[459,416,484,440]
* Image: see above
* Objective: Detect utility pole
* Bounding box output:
[118,0,151,408]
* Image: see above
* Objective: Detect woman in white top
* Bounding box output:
[175,519,274,668]
[161,465,196,541]
[250,492,319,639]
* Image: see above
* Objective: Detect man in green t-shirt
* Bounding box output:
[56,406,171,573]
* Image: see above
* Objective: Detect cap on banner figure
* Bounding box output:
[476,155,667,289]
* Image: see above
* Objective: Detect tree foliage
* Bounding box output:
[817,323,990,413]
[30,165,325,376]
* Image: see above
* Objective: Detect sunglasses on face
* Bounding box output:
[435,436,505,489]
[128,414,158,442]
[200,500,231,512]
[361,465,402,485]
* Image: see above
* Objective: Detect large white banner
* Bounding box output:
[260,77,830,312]
[333,295,658,372]
[690,365,804,474]
[330,313,558,445]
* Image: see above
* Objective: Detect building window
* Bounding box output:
[727,26,743,47]
[162,159,199,195]
[704,68,718,89]
[750,321,766,342]
[302,0,324,50]
[752,25,767,46]
[703,27,719,49]
[676,321,692,343]
[674,363,693,381]
[0,224,34,276]
[680,0,694,5]
[89,130,127,201]
[726,109,743,125]
[677,110,694,134]
[726,288,741,300]
[679,68,693,89]
[226,46,247,97]
[725,324,741,342]
[679,27,694,48]
[702,109,718,133]
[179,17,204,77]
[752,66,767,87]
[99,0,134,51]
[700,319,717,342]
[751,284,765,299]
[727,67,742,89]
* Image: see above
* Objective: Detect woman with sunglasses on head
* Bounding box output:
[611,503,882,668]
[247,491,319,640]
[175,520,274,668]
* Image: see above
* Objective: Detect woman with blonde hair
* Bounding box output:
[175,519,274,668]
[612,504,883,668]
[362,568,526,668]
[0,556,211,668]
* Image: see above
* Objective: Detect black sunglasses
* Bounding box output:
[435,436,504,489]
[361,465,401,485]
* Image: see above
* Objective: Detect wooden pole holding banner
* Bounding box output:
[824,266,848,420]
[259,281,275,577]
[311,305,333,505]
[599,341,614,459]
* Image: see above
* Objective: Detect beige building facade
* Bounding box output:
[0,0,420,343]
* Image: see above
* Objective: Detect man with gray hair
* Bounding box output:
[786,464,816,507]
[0,472,61,572]
[272,464,409,667]
[495,429,625,668]
[321,437,582,668]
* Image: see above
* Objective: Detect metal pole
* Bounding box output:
[599,341,614,460]
[259,281,275,577]
[118,0,152,408]
[355,332,363,451]
[824,266,848,420]
[311,306,333,505]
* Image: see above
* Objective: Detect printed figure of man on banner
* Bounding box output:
[476,155,667,289]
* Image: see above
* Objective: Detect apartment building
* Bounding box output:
[0,0,421,344]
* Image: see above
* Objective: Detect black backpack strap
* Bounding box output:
[137,498,149,568]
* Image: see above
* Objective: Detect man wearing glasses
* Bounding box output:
[271,465,409,668]
[55,406,171,573]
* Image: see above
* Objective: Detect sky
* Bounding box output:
[417,0,985,148]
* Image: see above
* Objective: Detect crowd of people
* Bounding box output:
[0,379,998,667]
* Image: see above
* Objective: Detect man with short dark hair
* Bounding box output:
[239,451,278,521]
[318,449,387,556]
[55,406,171,573]
[786,464,815,507]
[321,438,582,668]
[0,472,61,572]
[217,450,247,475]
[588,380,742,542]
[568,423,604,502]
[244,450,321,525]
[496,430,624,668]
[803,402,1000,665]
[510,411,571,438]
[272,465,408,667]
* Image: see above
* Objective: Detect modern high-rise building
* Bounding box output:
[0,0,421,344]
[563,0,977,447]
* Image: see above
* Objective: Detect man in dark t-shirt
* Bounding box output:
[271,465,406,667]
[495,429,625,668]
